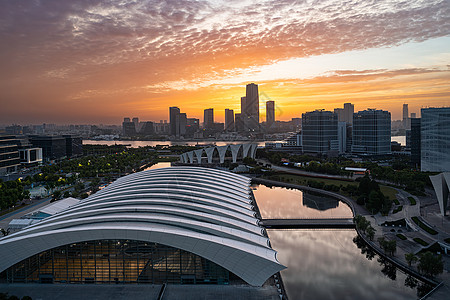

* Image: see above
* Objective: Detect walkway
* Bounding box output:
[261,218,355,229]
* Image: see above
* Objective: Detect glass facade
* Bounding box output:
[421,107,450,172]
[302,110,338,155]
[2,240,235,285]
[352,109,391,155]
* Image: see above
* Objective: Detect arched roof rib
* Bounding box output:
[4,214,269,248]
[65,192,254,219]
[0,167,284,286]
[99,176,250,200]
[118,166,250,187]
[88,183,251,207]
[11,205,263,237]
[35,198,258,228]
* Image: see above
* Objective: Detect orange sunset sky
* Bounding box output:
[0,0,449,125]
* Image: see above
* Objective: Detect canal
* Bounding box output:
[253,183,431,299]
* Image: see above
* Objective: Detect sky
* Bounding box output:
[0,0,449,125]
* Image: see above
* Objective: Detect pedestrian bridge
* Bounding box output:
[260,218,355,229]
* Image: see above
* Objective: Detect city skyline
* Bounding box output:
[0,1,449,124]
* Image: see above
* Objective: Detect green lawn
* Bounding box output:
[408,196,417,205]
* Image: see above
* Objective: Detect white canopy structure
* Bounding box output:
[180,143,258,164]
[0,167,284,286]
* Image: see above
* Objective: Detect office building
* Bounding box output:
[334,103,354,124]
[29,136,67,161]
[176,113,187,136]
[235,113,244,132]
[302,110,338,155]
[62,135,82,157]
[204,108,214,130]
[225,109,234,132]
[403,104,409,129]
[266,101,275,130]
[245,83,259,131]
[169,107,181,136]
[410,118,421,167]
[0,135,20,175]
[352,109,391,155]
[122,117,137,136]
[338,122,347,153]
[421,107,450,172]
[0,167,285,286]
[138,122,155,136]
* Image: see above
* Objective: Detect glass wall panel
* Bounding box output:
[3,240,235,285]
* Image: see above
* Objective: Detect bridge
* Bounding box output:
[260,218,355,229]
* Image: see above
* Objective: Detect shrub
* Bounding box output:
[413,238,429,246]
[408,196,416,205]
[396,234,407,240]
[411,217,438,235]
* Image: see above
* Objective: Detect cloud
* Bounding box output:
[0,0,449,123]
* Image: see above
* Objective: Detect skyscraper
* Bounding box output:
[403,104,409,129]
[352,109,391,155]
[176,113,187,136]
[225,109,234,132]
[421,107,450,172]
[169,107,180,136]
[302,110,338,155]
[204,108,214,129]
[266,101,275,130]
[245,83,259,131]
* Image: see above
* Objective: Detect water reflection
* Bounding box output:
[144,162,172,170]
[353,235,433,298]
[252,184,352,219]
[268,230,419,300]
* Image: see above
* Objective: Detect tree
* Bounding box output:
[366,226,376,241]
[0,228,10,236]
[417,252,444,277]
[405,253,418,267]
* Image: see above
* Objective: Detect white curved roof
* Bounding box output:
[0,166,285,286]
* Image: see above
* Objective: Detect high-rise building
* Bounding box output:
[338,122,347,153]
[410,118,421,168]
[352,109,391,155]
[176,113,187,136]
[186,118,199,136]
[235,113,244,132]
[122,117,136,136]
[302,110,338,155]
[225,109,234,132]
[403,104,409,129]
[334,103,354,124]
[421,107,450,172]
[169,107,180,136]
[266,101,275,130]
[204,108,214,130]
[245,83,259,131]
[410,112,416,118]
[139,122,155,136]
